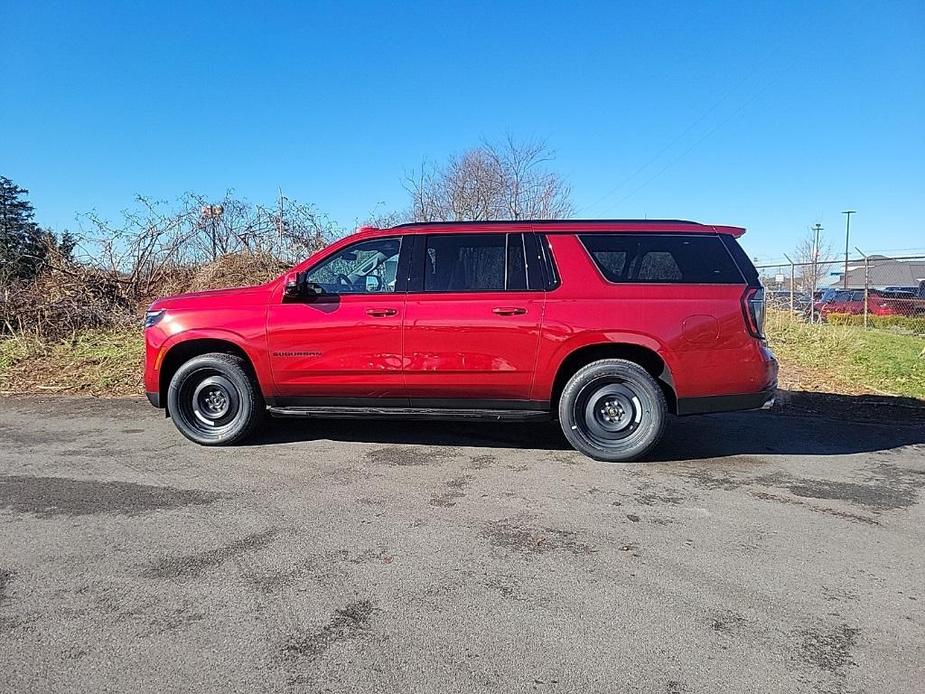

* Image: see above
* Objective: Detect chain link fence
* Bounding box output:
[755,253,925,331]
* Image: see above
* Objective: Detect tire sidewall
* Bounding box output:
[558,359,666,462]
[167,354,259,445]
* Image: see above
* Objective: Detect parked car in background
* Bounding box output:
[143,219,777,462]
[817,288,924,319]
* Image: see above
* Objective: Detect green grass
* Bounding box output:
[767,311,925,400]
[1,318,923,401]
[0,328,143,396]
[825,312,925,336]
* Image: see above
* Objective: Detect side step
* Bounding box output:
[266,405,550,422]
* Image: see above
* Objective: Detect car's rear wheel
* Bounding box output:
[558,359,667,462]
[167,352,263,445]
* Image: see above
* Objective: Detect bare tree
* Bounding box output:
[360,202,409,229]
[404,137,573,222]
[792,226,835,293]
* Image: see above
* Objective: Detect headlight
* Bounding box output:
[144,309,166,329]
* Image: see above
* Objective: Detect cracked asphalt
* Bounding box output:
[1,394,923,693]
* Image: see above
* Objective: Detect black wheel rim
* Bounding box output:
[177,369,241,436]
[574,378,647,446]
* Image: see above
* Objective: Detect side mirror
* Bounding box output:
[283,271,304,299]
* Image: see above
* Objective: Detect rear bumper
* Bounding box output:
[145,391,161,408]
[676,386,776,416]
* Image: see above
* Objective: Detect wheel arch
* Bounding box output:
[549,341,678,415]
[158,337,259,412]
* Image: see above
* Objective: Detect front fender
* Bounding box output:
[145,319,272,396]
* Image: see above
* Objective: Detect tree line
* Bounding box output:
[0,138,572,338]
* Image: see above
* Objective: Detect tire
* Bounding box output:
[558,359,667,462]
[167,352,264,445]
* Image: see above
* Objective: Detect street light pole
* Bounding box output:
[200,204,225,262]
[811,223,823,323]
[842,210,855,289]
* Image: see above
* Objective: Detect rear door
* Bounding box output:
[402,232,545,405]
[266,235,408,402]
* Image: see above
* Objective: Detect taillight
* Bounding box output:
[742,287,766,338]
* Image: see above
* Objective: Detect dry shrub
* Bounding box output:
[0,246,137,340]
[0,245,293,340]
[1,192,336,344]
[186,252,289,292]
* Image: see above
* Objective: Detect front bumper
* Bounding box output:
[145,390,161,408]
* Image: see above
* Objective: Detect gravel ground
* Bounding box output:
[1,395,923,693]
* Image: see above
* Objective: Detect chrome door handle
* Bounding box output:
[492,307,527,316]
[366,308,398,317]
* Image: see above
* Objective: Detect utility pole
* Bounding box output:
[842,210,855,289]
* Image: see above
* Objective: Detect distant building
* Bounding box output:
[829,255,925,290]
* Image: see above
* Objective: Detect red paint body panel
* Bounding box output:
[266,293,405,398]
[143,219,776,411]
[402,291,544,399]
[534,234,776,400]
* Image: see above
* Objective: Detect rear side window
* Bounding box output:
[579,234,745,284]
[506,233,527,290]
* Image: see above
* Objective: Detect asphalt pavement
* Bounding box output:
[1,394,923,693]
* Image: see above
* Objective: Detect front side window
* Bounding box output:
[305,237,401,294]
[580,234,744,284]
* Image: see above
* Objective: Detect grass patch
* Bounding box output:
[825,313,925,336]
[0,328,143,396]
[767,311,925,400]
[1,316,922,402]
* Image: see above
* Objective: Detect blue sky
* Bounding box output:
[2,1,923,263]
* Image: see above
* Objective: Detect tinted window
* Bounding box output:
[305,237,400,294]
[423,234,529,292]
[507,233,527,290]
[538,234,560,289]
[580,234,744,284]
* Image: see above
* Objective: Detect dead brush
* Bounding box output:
[186,252,289,292]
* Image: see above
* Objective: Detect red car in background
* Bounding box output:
[817,288,922,319]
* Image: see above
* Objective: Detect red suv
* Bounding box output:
[144,220,777,461]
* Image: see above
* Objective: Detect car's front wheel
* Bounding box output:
[558,359,667,462]
[167,352,263,445]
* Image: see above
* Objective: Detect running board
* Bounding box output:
[266,405,550,422]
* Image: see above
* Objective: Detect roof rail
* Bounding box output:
[390,219,703,228]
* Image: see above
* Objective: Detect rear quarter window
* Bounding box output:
[579,234,745,284]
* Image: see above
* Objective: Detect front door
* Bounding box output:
[402,232,545,405]
[267,235,407,403]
